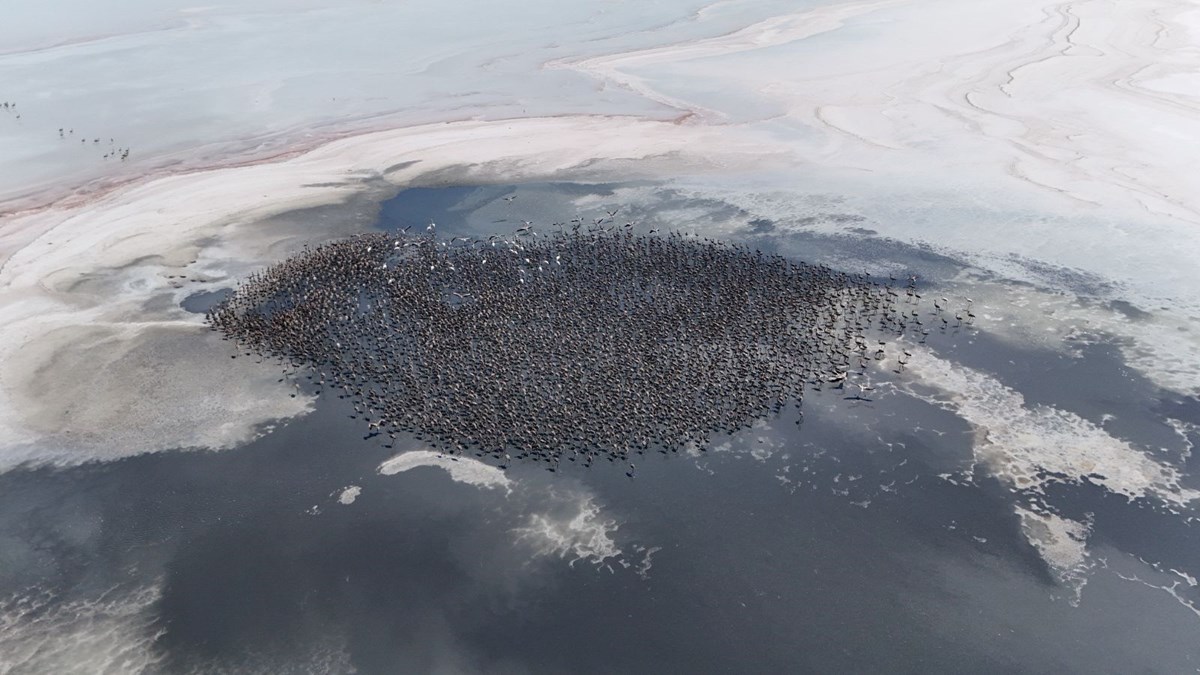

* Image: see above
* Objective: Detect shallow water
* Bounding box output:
[180,288,232,314]
[2,181,1198,673]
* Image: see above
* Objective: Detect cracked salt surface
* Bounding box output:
[377,452,633,571]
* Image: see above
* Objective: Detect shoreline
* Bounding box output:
[3,0,1200,468]
[0,114,781,469]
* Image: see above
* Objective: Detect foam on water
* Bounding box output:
[1166,418,1198,462]
[902,347,1200,509]
[336,485,361,505]
[938,275,1200,399]
[633,545,662,581]
[177,636,358,675]
[1014,505,1094,604]
[512,492,622,569]
[378,451,512,493]
[0,584,165,675]
[374,451,634,577]
[1107,553,1200,622]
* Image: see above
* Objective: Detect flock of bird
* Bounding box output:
[209,216,969,473]
[2,99,131,161]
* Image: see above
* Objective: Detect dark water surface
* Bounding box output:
[3,181,1198,673]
